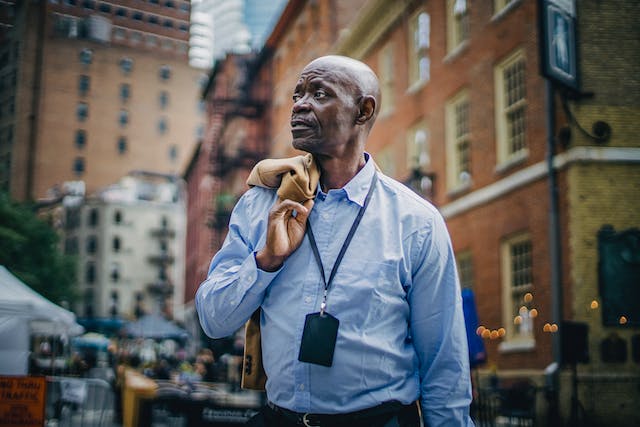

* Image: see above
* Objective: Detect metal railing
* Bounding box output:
[45,376,114,427]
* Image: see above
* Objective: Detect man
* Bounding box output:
[196,55,474,426]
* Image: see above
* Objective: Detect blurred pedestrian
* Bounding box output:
[196,55,473,426]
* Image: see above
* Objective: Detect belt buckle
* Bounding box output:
[302,413,322,427]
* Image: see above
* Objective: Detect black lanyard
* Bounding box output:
[306,172,378,314]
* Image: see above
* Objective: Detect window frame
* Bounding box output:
[456,250,474,290]
[494,49,528,166]
[407,9,431,89]
[499,232,536,352]
[446,0,470,53]
[445,89,471,190]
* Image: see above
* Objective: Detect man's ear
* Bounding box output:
[355,95,376,125]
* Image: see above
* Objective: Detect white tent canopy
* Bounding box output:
[0,265,84,374]
[0,265,83,335]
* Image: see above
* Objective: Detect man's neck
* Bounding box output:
[317,153,366,192]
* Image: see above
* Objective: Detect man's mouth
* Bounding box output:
[291,118,314,129]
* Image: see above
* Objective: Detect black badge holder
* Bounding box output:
[298,312,340,367]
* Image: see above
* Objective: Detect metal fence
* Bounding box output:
[45,376,115,427]
[471,381,540,427]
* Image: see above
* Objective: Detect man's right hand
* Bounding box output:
[255,198,314,272]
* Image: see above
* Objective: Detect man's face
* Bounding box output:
[290,62,360,155]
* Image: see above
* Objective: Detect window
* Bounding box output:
[159,91,169,109]
[120,83,130,102]
[85,262,95,284]
[406,122,432,196]
[159,65,171,81]
[146,35,158,47]
[163,19,173,29]
[406,122,429,172]
[378,42,394,115]
[115,8,127,17]
[169,145,177,161]
[112,236,121,252]
[98,3,110,13]
[73,157,85,176]
[75,129,86,149]
[64,237,78,255]
[117,136,127,154]
[88,208,98,226]
[86,235,97,254]
[110,262,120,283]
[119,57,133,76]
[132,11,143,21]
[118,109,129,127]
[408,10,430,87]
[446,0,469,53]
[165,1,175,8]
[148,15,159,25]
[114,210,122,224]
[80,48,93,65]
[495,50,527,164]
[500,233,535,349]
[131,32,142,44]
[77,102,88,121]
[456,251,474,290]
[78,75,90,96]
[82,0,95,9]
[113,27,126,40]
[158,117,168,134]
[446,90,471,189]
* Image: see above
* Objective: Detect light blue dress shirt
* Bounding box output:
[196,156,474,426]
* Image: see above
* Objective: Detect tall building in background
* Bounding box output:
[2,0,205,202]
[189,0,215,69]
[210,0,287,63]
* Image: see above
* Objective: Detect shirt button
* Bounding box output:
[321,213,330,220]
[304,296,312,303]
[299,384,305,391]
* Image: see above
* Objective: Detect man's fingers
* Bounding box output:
[271,199,311,218]
[296,199,315,222]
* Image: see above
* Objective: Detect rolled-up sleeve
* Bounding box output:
[408,213,474,426]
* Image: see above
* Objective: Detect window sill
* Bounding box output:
[406,79,427,95]
[491,0,523,23]
[498,338,535,353]
[443,40,469,64]
[494,150,528,174]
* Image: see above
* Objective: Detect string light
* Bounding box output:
[590,300,599,310]
[619,316,628,325]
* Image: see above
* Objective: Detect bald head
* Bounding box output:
[301,55,381,128]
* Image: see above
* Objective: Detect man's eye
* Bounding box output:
[314,90,327,99]
[292,94,301,102]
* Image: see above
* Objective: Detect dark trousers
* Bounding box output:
[246,401,421,427]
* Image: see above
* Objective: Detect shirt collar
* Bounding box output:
[316,153,375,207]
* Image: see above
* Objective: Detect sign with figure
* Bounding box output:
[0,376,46,427]
[539,0,579,91]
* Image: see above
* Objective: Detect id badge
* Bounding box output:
[298,312,339,367]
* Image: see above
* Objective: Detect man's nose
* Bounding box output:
[292,96,310,113]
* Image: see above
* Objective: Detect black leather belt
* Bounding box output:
[266,400,415,427]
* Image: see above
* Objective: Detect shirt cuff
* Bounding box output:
[244,251,280,295]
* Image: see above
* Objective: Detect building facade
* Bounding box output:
[64,171,187,323]
[2,0,205,202]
